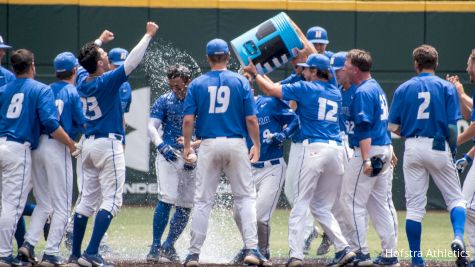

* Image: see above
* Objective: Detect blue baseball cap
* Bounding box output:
[297,53,331,71]
[206,38,229,56]
[306,26,329,44]
[0,35,11,49]
[54,52,78,72]
[109,47,129,66]
[330,51,348,70]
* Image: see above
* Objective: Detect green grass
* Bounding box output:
[23,207,464,263]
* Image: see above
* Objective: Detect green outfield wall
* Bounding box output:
[2,1,475,209]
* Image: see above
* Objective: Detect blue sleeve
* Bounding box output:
[471,92,475,122]
[38,87,60,133]
[355,122,372,141]
[71,88,86,128]
[103,65,127,93]
[75,66,88,85]
[184,81,197,116]
[150,96,166,120]
[282,81,303,102]
[272,98,299,136]
[446,84,461,124]
[243,80,257,116]
[388,88,402,125]
[353,90,373,125]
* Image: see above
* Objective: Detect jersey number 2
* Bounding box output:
[6,93,24,119]
[81,96,102,120]
[417,92,430,119]
[208,86,230,114]
[317,98,338,122]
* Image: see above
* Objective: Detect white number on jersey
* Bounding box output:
[417,92,430,120]
[345,120,355,135]
[317,97,338,122]
[208,86,230,114]
[380,94,389,120]
[55,99,64,117]
[6,93,24,119]
[262,129,272,143]
[81,96,102,120]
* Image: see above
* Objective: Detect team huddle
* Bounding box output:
[0,18,474,267]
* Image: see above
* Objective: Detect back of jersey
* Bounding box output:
[184,70,256,139]
[50,81,85,138]
[0,78,58,148]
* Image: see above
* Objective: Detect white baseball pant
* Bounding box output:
[461,155,475,260]
[75,136,125,218]
[342,145,398,255]
[288,141,349,260]
[188,138,257,254]
[24,135,73,255]
[403,138,466,222]
[0,138,32,257]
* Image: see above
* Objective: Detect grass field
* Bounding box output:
[22,206,468,265]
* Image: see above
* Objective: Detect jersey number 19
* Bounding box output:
[208,86,230,114]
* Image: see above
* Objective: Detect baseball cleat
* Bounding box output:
[230,249,245,265]
[78,252,104,267]
[326,246,355,267]
[184,253,199,267]
[160,245,180,263]
[18,241,38,265]
[146,245,160,263]
[303,227,318,255]
[317,233,332,256]
[285,257,303,267]
[451,237,469,267]
[373,254,400,267]
[38,254,67,267]
[243,249,271,266]
[67,255,80,267]
[352,251,372,266]
[0,255,31,267]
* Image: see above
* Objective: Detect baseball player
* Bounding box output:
[340,49,399,266]
[245,53,355,267]
[0,49,79,267]
[18,52,85,266]
[231,73,299,263]
[182,38,268,267]
[388,45,467,267]
[306,26,333,59]
[68,22,158,267]
[108,48,132,115]
[448,49,475,267]
[146,64,198,263]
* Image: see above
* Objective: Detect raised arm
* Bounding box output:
[124,22,159,76]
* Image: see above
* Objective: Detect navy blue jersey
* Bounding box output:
[183,70,256,139]
[0,78,59,149]
[281,73,304,143]
[77,65,127,137]
[340,84,357,135]
[0,66,15,87]
[151,92,185,150]
[246,96,297,161]
[48,81,85,138]
[350,78,391,148]
[282,80,341,142]
[389,72,461,138]
[120,82,132,113]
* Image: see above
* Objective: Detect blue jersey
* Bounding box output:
[282,80,341,142]
[388,72,461,139]
[350,78,391,148]
[0,78,59,149]
[150,92,185,150]
[49,81,85,138]
[77,65,127,137]
[340,84,357,135]
[323,50,334,59]
[183,70,256,139]
[281,73,304,143]
[246,96,297,161]
[0,66,15,87]
[120,82,132,113]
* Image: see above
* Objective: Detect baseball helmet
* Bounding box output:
[330,51,347,70]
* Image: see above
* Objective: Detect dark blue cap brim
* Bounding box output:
[297,63,309,68]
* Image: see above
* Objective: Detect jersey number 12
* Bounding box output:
[208,86,230,114]
[317,97,338,122]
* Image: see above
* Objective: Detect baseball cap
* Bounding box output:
[306,26,329,44]
[330,51,348,70]
[54,52,78,72]
[109,47,129,66]
[206,38,229,56]
[0,35,12,49]
[297,53,331,71]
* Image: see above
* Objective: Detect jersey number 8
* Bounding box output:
[6,93,24,119]
[208,86,230,114]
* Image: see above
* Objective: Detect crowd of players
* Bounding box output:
[0,18,474,267]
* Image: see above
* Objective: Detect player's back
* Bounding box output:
[77,65,127,137]
[392,73,460,138]
[184,70,255,139]
[50,81,85,138]
[0,78,57,148]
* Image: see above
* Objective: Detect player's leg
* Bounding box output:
[0,141,32,262]
[462,165,475,264]
[403,139,430,266]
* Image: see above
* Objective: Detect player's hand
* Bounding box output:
[99,30,114,44]
[242,58,257,77]
[157,143,178,162]
[249,145,260,164]
[456,154,473,173]
[271,132,287,145]
[146,22,159,38]
[71,142,82,159]
[446,74,464,95]
[363,160,373,176]
[390,151,398,168]
[176,136,184,145]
